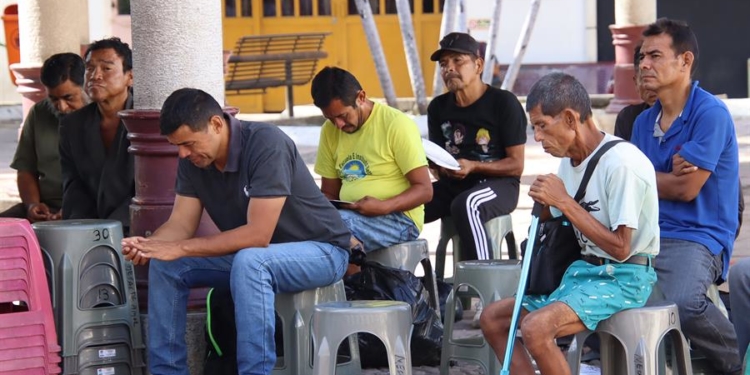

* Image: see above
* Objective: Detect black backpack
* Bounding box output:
[203,288,284,375]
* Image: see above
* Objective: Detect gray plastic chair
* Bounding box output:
[311,301,413,375]
[566,302,693,375]
[435,215,517,281]
[32,219,145,375]
[440,259,522,375]
[706,283,728,318]
[273,279,360,375]
[366,239,441,319]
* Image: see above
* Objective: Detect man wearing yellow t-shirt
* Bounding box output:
[312,67,433,256]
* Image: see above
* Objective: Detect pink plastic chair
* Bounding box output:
[0,218,61,375]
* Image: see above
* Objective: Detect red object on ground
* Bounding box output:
[0,218,62,375]
[1,4,19,86]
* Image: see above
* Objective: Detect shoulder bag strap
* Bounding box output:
[573,139,626,202]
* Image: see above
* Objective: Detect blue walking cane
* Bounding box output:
[500,202,544,375]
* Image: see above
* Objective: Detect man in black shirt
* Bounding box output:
[122,88,351,375]
[613,44,657,141]
[59,37,134,232]
[425,32,527,262]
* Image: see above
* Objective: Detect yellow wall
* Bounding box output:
[222,0,442,114]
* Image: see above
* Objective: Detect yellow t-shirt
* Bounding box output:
[314,102,428,231]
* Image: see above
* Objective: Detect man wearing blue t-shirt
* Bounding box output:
[631,18,741,374]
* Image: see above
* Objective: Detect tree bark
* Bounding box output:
[501,0,541,92]
[482,0,503,84]
[432,0,458,97]
[354,0,398,107]
[396,0,427,114]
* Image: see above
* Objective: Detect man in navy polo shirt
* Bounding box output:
[121,88,351,375]
[631,18,741,374]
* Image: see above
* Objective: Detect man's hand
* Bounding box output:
[671,153,698,176]
[125,237,186,263]
[528,174,571,208]
[428,165,443,180]
[349,196,389,216]
[26,203,52,223]
[122,236,151,266]
[443,159,475,180]
[48,209,63,221]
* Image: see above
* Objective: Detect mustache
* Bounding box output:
[444,73,460,80]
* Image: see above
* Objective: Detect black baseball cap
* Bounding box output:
[430,32,481,61]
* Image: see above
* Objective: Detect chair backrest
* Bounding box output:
[225,33,329,93]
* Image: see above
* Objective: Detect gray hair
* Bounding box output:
[526,72,592,122]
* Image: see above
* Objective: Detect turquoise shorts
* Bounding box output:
[522,259,657,330]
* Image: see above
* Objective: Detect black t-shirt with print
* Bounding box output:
[427,85,527,182]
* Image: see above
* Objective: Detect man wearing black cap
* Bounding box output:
[424,32,527,265]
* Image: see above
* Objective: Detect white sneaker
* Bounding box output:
[471,300,483,328]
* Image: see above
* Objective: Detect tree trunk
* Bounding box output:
[354,0,398,107]
[501,0,541,92]
[456,0,467,33]
[432,0,458,97]
[482,0,503,84]
[395,0,427,114]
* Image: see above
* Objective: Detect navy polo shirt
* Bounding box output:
[632,81,739,279]
[175,114,351,250]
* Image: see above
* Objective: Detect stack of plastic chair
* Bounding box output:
[0,218,62,375]
[32,219,145,375]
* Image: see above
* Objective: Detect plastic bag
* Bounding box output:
[344,261,444,367]
[202,288,284,375]
[431,277,463,323]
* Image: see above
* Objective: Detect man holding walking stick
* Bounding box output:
[480,72,660,375]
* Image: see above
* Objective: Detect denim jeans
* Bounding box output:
[655,238,741,373]
[147,241,349,375]
[337,209,419,252]
[729,257,750,362]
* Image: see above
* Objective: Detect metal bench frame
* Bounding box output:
[225,32,329,117]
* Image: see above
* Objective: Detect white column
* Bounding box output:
[17,0,88,63]
[87,0,112,43]
[614,0,655,26]
[606,0,656,113]
[14,0,88,120]
[130,0,224,109]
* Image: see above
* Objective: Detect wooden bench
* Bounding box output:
[225,32,330,117]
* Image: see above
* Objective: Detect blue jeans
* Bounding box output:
[147,241,349,375]
[337,209,419,252]
[729,257,750,362]
[655,238,741,373]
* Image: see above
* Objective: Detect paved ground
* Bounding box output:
[0,101,748,374]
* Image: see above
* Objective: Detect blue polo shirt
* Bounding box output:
[175,114,351,250]
[632,81,739,280]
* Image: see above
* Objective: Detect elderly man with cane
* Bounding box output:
[479,72,660,375]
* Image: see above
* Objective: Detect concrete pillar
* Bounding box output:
[121,0,224,313]
[606,0,656,113]
[122,3,225,370]
[12,0,88,120]
[130,1,224,109]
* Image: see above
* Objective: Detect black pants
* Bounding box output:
[0,203,26,219]
[425,177,519,261]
